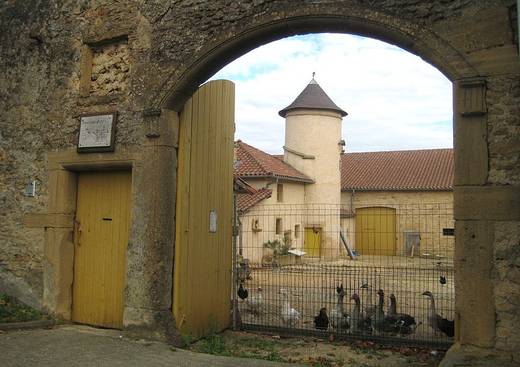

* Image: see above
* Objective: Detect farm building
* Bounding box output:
[235,79,454,265]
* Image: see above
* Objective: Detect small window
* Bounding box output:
[275,218,282,235]
[252,218,261,232]
[284,230,292,247]
[277,183,283,202]
[294,224,300,238]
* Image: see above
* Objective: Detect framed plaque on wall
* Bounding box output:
[77,112,117,153]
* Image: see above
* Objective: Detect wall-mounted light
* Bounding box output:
[24,180,37,197]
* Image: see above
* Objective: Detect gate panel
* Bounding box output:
[72,171,131,328]
[174,80,235,338]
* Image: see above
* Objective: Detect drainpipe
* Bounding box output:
[351,189,355,215]
[232,194,238,330]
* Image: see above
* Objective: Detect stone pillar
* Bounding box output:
[452,78,495,347]
[442,77,520,366]
[123,108,181,343]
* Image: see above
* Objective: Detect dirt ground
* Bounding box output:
[191,330,445,367]
[237,255,454,345]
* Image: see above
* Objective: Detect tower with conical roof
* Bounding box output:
[279,77,346,207]
[279,77,347,258]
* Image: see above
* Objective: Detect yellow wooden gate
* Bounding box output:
[304,227,322,257]
[355,207,396,256]
[174,80,235,338]
[72,171,132,328]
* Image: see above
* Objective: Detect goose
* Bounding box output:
[279,288,300,326]
[350,293,372,334]
[371,289,402,333]
[330,284,350,331]
[388,294,417,335]
[422,291,454,337]
[247,287,263,315]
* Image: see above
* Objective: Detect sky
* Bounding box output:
[210,33,453,154]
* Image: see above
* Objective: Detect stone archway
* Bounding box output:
[145,5,518,367]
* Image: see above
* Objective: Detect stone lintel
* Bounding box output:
[47,149,137,171]
[454,185,520,221]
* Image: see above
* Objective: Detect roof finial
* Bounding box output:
[310,72,317,84]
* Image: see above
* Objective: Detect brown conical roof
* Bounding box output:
[279,78,347,117]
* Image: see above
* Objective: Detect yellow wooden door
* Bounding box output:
[355,207,396,256]
[304,227,321,257]
[174,80,235,338]
[72,171,131,328]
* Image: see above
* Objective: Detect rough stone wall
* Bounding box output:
[0,0,518,363]
[487,76,520,361]
[90,41,130,96]
[493,222,520,362]
[487,76,520,186]
[0,1,145,306]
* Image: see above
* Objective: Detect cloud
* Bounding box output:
[211,33,452,154]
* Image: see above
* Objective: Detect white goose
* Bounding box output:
[279,288,300,326]
[247,287,264,315]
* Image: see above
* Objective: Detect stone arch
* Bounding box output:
[155,12,478,111]
[147,5,516,366]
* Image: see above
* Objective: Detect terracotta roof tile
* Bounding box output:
[341,149,453,191]
[235,141,313,183]
[237,188,272,213]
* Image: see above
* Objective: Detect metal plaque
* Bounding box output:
[78,112,116,152]
[209,210,217,233]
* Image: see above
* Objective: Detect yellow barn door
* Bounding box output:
[304,227,322,257]
[355,207,396,256]
[72,171,131,328]
[174,80,235,338]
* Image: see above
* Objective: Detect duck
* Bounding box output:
[350,293,372,334]
[279,288,300,326]
[422,291,454,337]
[237,283,248,301]
[330,284,350,331]
[247,287,263,315]
[314,307,329,330]
[388,293,417,335]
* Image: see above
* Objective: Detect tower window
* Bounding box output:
[276,218,282,234]
[294,224,300,238]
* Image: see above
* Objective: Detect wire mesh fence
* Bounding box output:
[233,203,455,348]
